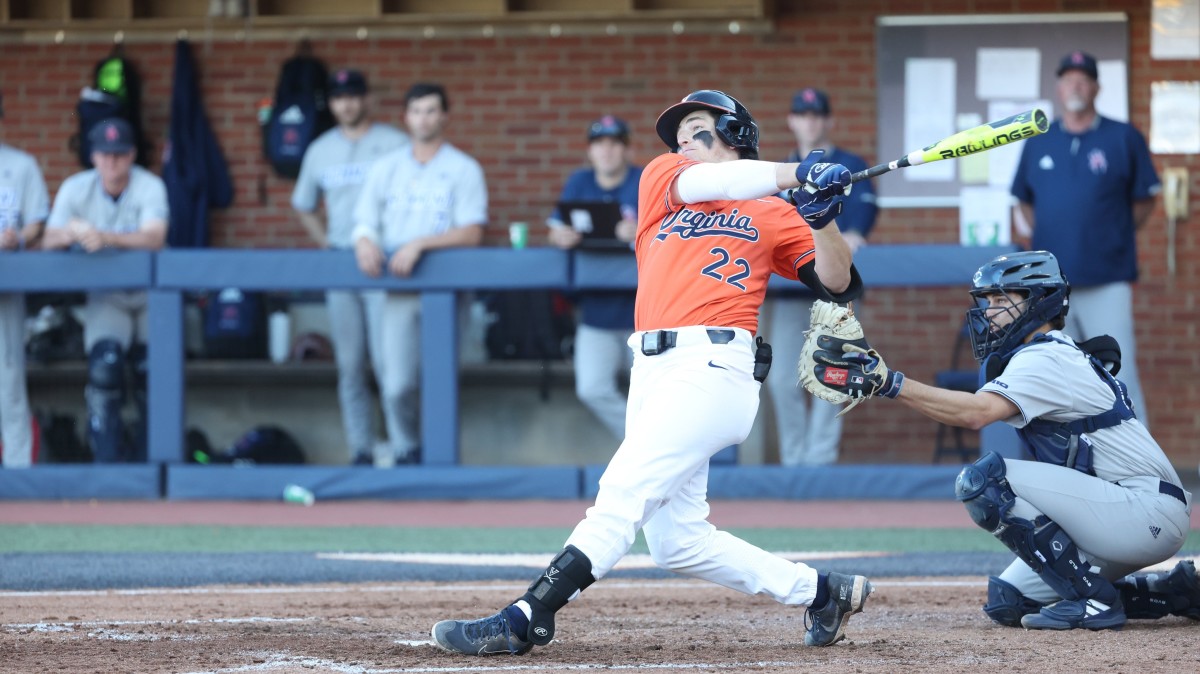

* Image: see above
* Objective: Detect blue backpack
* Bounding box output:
[203,288,267,359]
[261,54,333,179]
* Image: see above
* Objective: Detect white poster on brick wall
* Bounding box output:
[1152,0,1200,60]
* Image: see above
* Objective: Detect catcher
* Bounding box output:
[801,250,1197,630]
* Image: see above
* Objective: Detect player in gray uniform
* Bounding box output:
[0,91,51,468]
[820,250,1197,630]
[292,69,408,465]
[42,118,168,462]
[351,83,486,465]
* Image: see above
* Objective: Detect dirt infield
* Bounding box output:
[3,578,1198,674]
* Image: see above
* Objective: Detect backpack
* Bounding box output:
[34,411,90,464]
[484,291,576,361]
[202,288,267,359]
[75,53,147,168]
[261,54,334,179]
[227,426,306,464]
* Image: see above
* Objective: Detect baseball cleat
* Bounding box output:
[1020,597,1126,631]
[803,572,873,646]
[431,610,532,656]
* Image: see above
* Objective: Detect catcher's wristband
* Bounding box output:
[879,370,905,399]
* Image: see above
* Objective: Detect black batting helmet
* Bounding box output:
[966,250,1070,363]
[655,90,759,158]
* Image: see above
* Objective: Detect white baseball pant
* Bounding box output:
[377,292,421,459]
[0,293,33,468]
[327,289,389,459]
[82,291,147,350]
[565,326,820,606]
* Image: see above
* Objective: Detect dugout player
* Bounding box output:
[765,88,877,466]
[0,91,51,468]
[432,89,873,655]
[42,118,168,463]
[292,69,408,465]
[350,83,486,466]
[813,250,1195,630]
[1011,51,1158,426]
[545,115,641,440]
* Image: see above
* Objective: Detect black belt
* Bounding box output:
[640,328,736,356]
[1160,480,1187,505]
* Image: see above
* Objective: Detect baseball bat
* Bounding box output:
[850,108,1049,184]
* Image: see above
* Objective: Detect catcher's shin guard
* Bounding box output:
[520,545,595,645]
[955,452,1118,605]
[983,576,1042,627]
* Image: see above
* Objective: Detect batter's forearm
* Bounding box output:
[810,226,852,293]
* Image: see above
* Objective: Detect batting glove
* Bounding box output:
[794,150,852,202]
[792,151,851,230]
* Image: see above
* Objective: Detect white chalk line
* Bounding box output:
[177,653,828,674]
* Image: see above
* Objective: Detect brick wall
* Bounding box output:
[2,0,1197,466]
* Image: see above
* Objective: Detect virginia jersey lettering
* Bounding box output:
[635,153,816,332]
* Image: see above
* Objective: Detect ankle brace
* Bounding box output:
[520,545,595,645]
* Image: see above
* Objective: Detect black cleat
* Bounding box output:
[804,573,873,646]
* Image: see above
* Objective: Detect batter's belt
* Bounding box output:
[639,327,737,356]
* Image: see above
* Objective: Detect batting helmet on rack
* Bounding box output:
[655,89,759,159]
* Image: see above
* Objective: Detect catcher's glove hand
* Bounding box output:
[798,301,905,416]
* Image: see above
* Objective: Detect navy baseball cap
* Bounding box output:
[1056,51,1098,80]
[791,88,831,116]
[587,115,629,143]
[328,69,368,97]
[88,118,135,154]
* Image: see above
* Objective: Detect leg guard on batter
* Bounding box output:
[519,545,595,645]
[982,576,1042,627]
[955,452,1117,606]
[85,339,128,463]
[1116,560,1200,620]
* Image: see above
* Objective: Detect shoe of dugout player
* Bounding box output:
[431,610,532,656]
[803,573,873,646]
[1020,597,1127,631]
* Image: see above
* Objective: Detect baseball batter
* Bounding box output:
[432,90,873,656]
[806,250,1196,630]
[0,91,51,469]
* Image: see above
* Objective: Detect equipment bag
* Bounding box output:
[261,53,333,179]
[75,53,147,168]
[202,288,268,359]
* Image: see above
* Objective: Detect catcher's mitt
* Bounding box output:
[797,301,898,415]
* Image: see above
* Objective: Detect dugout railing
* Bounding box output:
[0,245,1017,500]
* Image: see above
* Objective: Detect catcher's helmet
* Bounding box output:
[967,250,1070,363]
[655,90,759,158]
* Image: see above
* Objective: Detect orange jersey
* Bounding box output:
[634,153,817,333]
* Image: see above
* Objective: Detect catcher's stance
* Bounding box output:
[432,90,873,656]
[801,250,1198,630]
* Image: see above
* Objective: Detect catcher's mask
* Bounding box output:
[655,89,760,159]
[967,250,1070,363]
